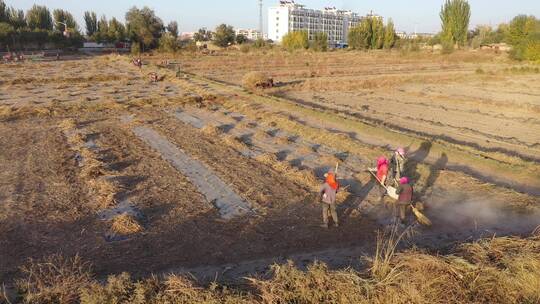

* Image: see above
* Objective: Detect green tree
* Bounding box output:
[348,18,372,50]
[383,18,396,49]
[53,9,77,32]
[8,7,25,29]
[158,32,178,52]
[94,15,109,42]
[193,27,212,41]
[440,0,471,48]
[0,0,7,23]
[311,32,328,52]
[26,5,53,31]
[213,24,235,47]
[108,17,126,42]
[506,15,540,61]
[506,15,538,46]
[371,17,384,49]
[281,30,309,51]
[0,21,14,47]
[84,11,97,37]
[167,21,178,38]
[126,6,164,51]
[236,34,248,44]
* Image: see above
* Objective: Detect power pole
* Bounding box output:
[259,0,263,38]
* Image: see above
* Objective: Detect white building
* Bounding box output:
[268,1,364,46]
[235,29,264,40]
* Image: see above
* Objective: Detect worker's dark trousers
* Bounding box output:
[394,203,407,221]
[322,203,338,225]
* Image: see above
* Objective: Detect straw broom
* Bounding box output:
[410,204,432,226]
[367,169,432,226]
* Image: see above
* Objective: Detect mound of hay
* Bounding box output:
[87,178,118,210]
[58,118,77,131]
[242,72,274,90]
[255,153,320,191]
[202,125,221,136]
[110,214,143,236]
[223,135,248,150]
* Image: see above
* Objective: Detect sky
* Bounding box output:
[5,0,540,34]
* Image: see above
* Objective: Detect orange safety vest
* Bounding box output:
[325,173,339,190]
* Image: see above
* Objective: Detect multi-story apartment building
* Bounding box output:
[268,1,364,46]
[235,29,265,41]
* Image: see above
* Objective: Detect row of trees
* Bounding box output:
[280,16,397,53]
[437,0,539,60]
[281,31,328,52]
[348,17,397,50]
[0,1,181,52]
[0,2,84,49]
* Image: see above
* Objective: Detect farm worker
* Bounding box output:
[376,157,389,199]
[396,177,413,222]
[388,147,406,187]
[319,170,340,228]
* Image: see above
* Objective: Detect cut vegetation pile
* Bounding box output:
[242,72,274,90]
[110,213,144,236]
[9,234,540,304]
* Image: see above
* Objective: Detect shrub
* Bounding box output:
[253,38,267,48]
[441,40,455,54]
[310,32,328,52]
[242,71,273,90]
[240,44,250,53]
[282,31,308,51]
[158,32,178,53]
[130,42,141,55]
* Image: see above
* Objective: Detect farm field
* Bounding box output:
[1,51,539,301]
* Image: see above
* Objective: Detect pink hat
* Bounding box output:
[396,147,405,157]
[400,177,409,185]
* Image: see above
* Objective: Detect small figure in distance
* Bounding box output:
[319,170,340,228]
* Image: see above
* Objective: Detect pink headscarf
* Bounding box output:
[396,147,406,157]
[400,177,409,185]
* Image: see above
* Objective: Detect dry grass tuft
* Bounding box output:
[16,254,92,304]
[110,214,143,236]
[13,231,540,304]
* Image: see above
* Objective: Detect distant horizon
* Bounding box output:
[4,0,539,35]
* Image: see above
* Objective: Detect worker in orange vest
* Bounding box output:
[319,170,340,228]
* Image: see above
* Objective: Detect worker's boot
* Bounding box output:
[334,222,339,228]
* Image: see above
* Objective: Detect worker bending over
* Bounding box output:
[376,157,389,200]
[319,170,340,228]
[388,147,406,187]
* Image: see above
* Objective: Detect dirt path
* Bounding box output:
[132,125,253,219]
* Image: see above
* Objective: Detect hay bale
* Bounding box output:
[242,72,274,90]
[110,214,143,236]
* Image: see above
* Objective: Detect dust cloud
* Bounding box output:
[427,192,540,236]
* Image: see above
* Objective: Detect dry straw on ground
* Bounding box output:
[12,232,540,304]
[110,213,143,236]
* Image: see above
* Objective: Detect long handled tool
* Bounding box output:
[367,169,432,226]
